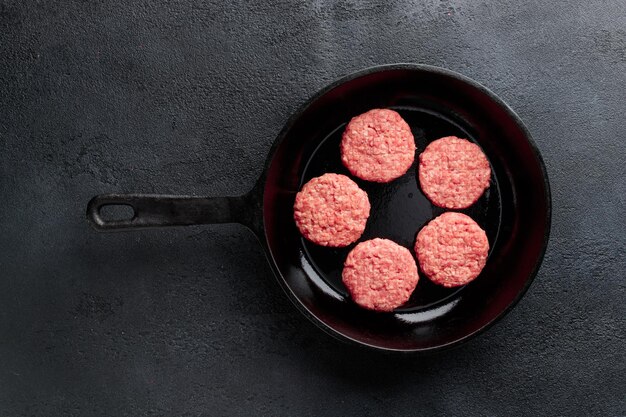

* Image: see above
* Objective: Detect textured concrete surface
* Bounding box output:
[1,0,625,416]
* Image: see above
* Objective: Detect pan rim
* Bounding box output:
[260,63,552,353]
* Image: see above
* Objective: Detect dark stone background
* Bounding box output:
[1,1,624,416]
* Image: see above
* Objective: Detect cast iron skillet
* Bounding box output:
[87,64,551,353]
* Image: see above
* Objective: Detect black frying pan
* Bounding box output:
[87,64,551,353]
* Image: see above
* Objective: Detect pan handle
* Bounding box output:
[86,192,260,232]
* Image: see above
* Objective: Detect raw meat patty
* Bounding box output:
[341,109,416,183]
[418,136,491,209]
[294,173,370,247]
[342,238,419,312]
[414,212,489,288]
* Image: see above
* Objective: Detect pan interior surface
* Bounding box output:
[262,65,550,351]
[300,108,501,312]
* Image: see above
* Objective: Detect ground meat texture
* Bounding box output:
[294,173,370,247]
[415,212,489,288]
[342,238,419,312]
[418,136,491,209]
[341,109,416,183]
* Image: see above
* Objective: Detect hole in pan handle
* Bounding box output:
[86,190,262,233]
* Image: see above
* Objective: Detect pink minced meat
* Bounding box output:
[418,136,491,209]
[415,212,489,288]
[342,238,419,312]
[341,109,416,183]
[294,173,370,247]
